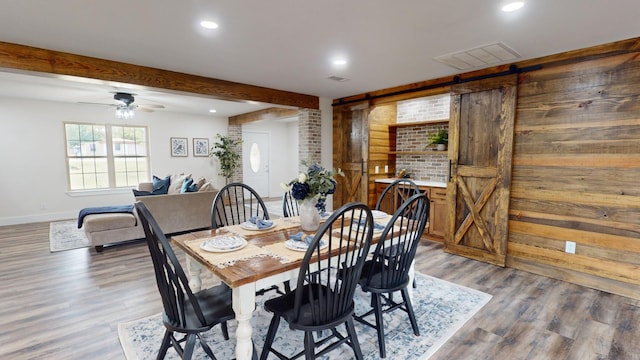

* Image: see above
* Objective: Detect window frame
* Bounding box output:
[64,122,150,191]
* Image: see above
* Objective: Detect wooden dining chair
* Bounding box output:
[135,201,235,360]
[260,202,374,360]
[354,193,430,358]
[375,178,422,214]
[211,182,269,228]
[282,190,299,217]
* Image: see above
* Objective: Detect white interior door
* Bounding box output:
[242,131,270,197]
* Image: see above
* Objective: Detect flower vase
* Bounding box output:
[298,198,321,232]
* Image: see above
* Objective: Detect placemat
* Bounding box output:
[184,238,271,268]
[262,234,334,263]
[262,242,307,263]
[225,218,300,238]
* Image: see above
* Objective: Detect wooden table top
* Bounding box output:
[172,215,395,289]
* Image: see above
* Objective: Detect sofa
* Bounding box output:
[82,175,217,252]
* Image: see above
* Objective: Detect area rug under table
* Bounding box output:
[49,220,90,252]
[118,272,491,360]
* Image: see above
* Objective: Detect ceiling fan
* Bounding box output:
[79,92,165,118]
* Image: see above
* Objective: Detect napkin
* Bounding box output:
[357,219,386,231]
[249,216,273,229]
[290,231,314,245]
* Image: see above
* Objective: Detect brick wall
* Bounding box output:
[397,94,450,123]
[228,124,243,184]
[395,95,449,183]
[298,109,322,172]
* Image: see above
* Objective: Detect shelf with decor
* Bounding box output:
[388,119,449,156]
[388,119,449,129]
[389,150,447,155]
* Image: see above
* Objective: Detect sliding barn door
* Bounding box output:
[445,75,517,267]
[333,103,369,207]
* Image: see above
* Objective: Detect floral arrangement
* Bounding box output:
[281,162,344,213]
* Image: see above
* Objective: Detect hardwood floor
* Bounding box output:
[1,222,639,359]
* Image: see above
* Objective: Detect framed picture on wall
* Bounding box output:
[193,138,209,157]
[170,137,188,157]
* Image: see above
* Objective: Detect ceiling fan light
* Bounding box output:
[115,104,135,119]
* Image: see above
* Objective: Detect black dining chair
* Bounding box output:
[260,202,374,360]
[211,182,285,297]
[375,178,422,214]
[135,201,235,360]
[354,193,430,358]
[282,190,299,218]
[376,178,423,289]
[211,182,270,229]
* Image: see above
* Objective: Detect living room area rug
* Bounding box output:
[49,220,90,252]
[118,272,491,360]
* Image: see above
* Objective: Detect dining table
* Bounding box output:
[171,212,414,360]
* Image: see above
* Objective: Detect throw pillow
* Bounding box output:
[180,178,198,193]
[194,176,207,190]
[152,175,171,194]
[132,189,152,197]
[198,182,214,192]
[169,173,191,194]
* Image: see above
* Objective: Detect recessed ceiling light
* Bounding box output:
[333,59,347,66]
[209,109,217,113]
[200,20,219,29]
[501,2,524,12]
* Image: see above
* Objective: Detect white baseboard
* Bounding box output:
[0,211,78,226]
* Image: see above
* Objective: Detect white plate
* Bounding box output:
[240,220,275,231]
[200,236,247,252]
[284,239,328,252]
[371,210,389,219]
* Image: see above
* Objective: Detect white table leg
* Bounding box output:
[185,255,203,292]
[233,284,256,360]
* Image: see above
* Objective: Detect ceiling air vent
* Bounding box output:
[327,76,349,82]
[434,42,521,70]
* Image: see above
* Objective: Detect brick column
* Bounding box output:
[298,109,322,172]
[228,124,243,184]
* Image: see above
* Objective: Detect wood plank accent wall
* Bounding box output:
[507,50,640,299]
[366,103,396,206]
[334,37,640,300]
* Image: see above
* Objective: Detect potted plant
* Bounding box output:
[209,134,243,183]
[427,129,448,151]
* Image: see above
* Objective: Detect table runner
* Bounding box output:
[184,238,271,268]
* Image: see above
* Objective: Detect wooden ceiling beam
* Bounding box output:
[229,107,299,125]
[0,41,319,110]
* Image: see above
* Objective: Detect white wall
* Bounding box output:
[0,96,334,225]
[242,119,299,198]
[0,97,228,225]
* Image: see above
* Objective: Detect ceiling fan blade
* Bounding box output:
[78,101,117,107]
[138,104,165,109]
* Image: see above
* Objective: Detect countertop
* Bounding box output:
[375,178,447,188]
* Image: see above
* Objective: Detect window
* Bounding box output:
[64,123,149,190]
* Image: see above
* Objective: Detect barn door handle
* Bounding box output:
[361,159,366,174]
[448,160,452,182]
